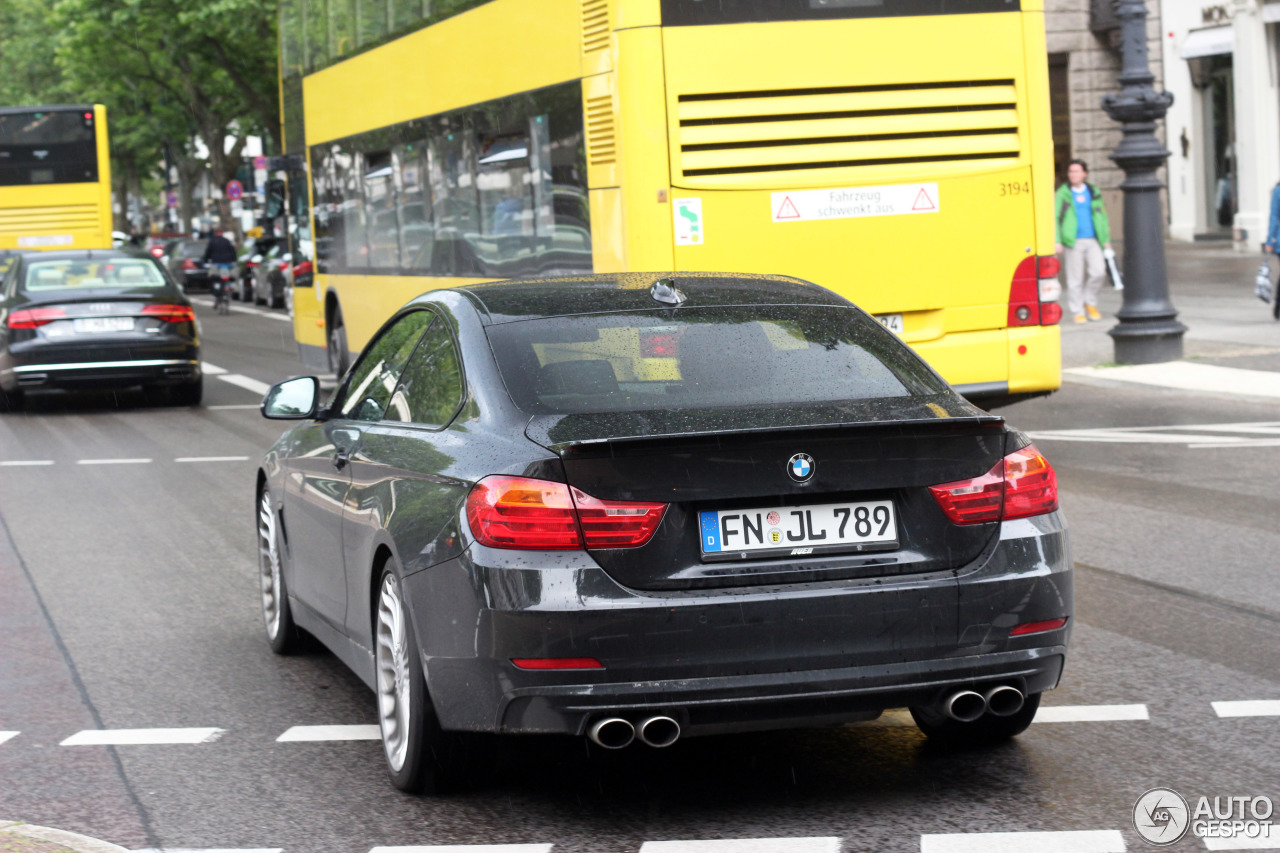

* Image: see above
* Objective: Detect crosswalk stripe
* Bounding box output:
[920,830,1126,852]
[1212,700,1280,718]
[368,846,552,853]
[1202,825,1278,849]
[639,839,840,853]
[0,732,18,745]
[1033,704,1148,723]
[277,725,380,742]
[60,728,224,746]
[0,460,54,466]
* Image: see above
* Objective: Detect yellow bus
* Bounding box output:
[0,105,113,252]
[279,0,1061,405]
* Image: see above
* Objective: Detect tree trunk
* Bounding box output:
[176,155,203,235]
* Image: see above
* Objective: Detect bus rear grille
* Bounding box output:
[0,204,102,235]
[676,79,1020,179]
[581,0,610,53]
[585,93,617,166]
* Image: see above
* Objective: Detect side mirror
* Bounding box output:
[261,376,319,419]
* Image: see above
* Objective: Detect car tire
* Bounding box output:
[0,387,24,413]
[374,566,479,794]
[327,308,350,377]
[258,488,303,654]
[909,691,1041,749]
[169,378,203,407]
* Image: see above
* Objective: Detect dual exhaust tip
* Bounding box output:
[588,715,680,749]
[944,685,1025,722]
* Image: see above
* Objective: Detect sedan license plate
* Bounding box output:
[699,500,897,561]
[875,313,904,334]
[73,317,134,334]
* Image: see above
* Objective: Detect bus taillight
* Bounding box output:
[1008,256,1062,327]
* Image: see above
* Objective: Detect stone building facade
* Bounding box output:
[1044,0,1166,242]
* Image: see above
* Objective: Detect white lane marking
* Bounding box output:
[1212,700,1280,717]
[369,847,553,853]
[920,830,1126,853]
[639,840,840,853]
[0,460,54,467]
[133,849,283,853]
[1028,420,1280,448]
[0,731,19,745]
[1065,362,1280,399]
[277,724,380,742]
[201,362,229,375]
[76,458,152,466]
[1202,825,1278,849]
[174,456,251,463]
[218,374,271,396]
[1033,704,1149,723]
[206,404,260,410]
[60,727,224,746]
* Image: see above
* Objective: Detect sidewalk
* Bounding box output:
[0,821,128,853]
[1059,240,1280,398]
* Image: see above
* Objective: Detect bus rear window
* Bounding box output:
[485,306,948,416]
[0,110,98,186]
[661,0,1019,25]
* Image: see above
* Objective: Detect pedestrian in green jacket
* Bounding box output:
[1054,160,1112,323]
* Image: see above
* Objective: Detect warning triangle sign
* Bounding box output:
[775,196,801,220]
[912,188,936,211]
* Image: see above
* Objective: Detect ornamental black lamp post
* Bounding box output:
[1101,0,1187,364]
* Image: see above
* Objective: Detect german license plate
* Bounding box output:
[875,313,904,334]
[699,499,897,561]
[73,317,134,334]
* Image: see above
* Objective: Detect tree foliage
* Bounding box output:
[0,0,279,232]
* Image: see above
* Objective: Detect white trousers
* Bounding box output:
[1063,238,1106,317]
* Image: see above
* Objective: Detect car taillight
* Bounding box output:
[149,246,164,258]
[640,331,679,358]
[511,658,604,670]
[1010,617,1068,636]
[141,304,196,323]
[1008,256,1062,327]
[571,487,668,548]
[276,260,289,271]
[466,475,668,550]
[467,476,582,550]
[181,258,197,270]
[293,261,313,276]
[7,307,66,329]
[929,444,1058,525]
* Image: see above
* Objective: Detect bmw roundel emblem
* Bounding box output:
[787,453,815,482]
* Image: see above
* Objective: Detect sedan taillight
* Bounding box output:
[929,445,1058,525]
[141,304,196,323]
[7,307,67,329]
[181,258,198,270]
[466,475,667,550]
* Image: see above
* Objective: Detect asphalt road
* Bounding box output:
[1,296,1277,853]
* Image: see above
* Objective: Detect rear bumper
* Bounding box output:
[404,511,1072,737]
[1,355,200,390]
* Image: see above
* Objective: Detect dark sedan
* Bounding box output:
[165,239,210,292]
[257,272,1071,793]
[0,249,201,410]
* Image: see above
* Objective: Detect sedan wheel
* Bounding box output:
[258,488,300,654]
[374,567,478,793]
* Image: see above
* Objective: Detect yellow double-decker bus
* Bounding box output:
[279,0,1061,405]
[0,105,113,253]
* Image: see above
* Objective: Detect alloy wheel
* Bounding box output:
[376,573,412,772]
[258,491,283,640]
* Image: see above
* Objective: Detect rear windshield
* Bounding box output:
[0,110,98,186]
[661,0,1019,25]
[23,258,169,292]
[486,305,948,415]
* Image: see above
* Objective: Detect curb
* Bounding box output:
[0,821,130,853]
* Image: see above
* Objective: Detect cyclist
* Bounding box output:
[201,230,238,312]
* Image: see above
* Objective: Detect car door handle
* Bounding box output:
[332,447,351,470]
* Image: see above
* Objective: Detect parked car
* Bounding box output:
[0,249,201,410]
[165,238,211,292]
[251,242,290,309]
[256,272,1071,793]
[236,236,279,302]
